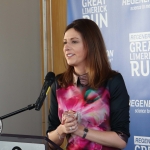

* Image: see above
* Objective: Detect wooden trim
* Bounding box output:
[40,0,46,136]
[51,0,67,75]
[40,0,67,137]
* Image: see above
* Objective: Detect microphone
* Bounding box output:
[35,72,55,111]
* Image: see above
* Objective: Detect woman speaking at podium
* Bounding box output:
[47,19,130,150]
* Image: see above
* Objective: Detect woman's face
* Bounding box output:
[63,28,87,69]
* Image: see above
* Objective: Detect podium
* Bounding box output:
[0,133,63,150]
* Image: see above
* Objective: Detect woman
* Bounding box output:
[47,19,130,150]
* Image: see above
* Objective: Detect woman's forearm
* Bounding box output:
[47,125,66,149]
[74,125,126,149]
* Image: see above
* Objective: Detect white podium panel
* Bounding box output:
[0,141,45,150]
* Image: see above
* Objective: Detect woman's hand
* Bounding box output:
[61,110,78,134]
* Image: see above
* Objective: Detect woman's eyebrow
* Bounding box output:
[64,37,79,40]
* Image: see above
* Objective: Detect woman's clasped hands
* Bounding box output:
[61,110,78,134]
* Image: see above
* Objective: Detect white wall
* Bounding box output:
[0,0,42,136]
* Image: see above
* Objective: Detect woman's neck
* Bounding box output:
[74,67,87,76]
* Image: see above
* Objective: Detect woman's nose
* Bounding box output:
[64,43,70,51]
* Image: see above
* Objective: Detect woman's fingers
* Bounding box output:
[65,123,78,133]
[61,110,79,133]
[62,113,75,124]
[63,120,78,133]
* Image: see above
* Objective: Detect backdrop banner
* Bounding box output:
[67,0,150,149]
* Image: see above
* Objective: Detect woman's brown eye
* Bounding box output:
[72,41,78,43]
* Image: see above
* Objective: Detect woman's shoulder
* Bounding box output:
[107,72,128,97]
[50,73,62,89]
[108,72,124,82]
[53,73,65,88]
[107,72,126,90]
[55,73,63,80]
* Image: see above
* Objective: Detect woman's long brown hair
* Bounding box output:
[58,19,117,89]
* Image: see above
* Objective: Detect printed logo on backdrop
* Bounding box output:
[130,99,150,114]
[134,136,150,150]
[107,50,114,63]
[122,0,150,11]
[82,0,108,28]
[129,32,150,77]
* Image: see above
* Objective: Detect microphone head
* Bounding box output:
[45,72,55,81]
[35,72,55,111]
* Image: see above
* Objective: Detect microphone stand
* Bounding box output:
[0,103,36,134]
[0,104,35,121]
